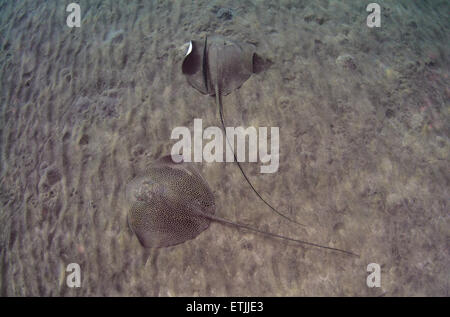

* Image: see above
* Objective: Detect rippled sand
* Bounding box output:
[0,0,448,296]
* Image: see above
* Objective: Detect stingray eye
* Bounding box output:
[134,181,152,201]
[135,186,149,201]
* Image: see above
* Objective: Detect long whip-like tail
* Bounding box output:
[196,206,359,257]
[214,84,306,227]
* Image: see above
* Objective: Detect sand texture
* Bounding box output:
[0,0,449,296]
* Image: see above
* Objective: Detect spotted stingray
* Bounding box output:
[126,154,357,256]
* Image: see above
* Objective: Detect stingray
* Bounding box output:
[126,154,358,257]
[181,35,303,227]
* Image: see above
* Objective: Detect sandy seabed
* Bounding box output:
[0,0,449,296]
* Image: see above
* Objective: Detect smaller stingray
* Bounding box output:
[181,35,301,227]
[126,154,358,257]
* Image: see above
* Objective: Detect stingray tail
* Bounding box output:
[214,85,306,228]
[199,208,359,257]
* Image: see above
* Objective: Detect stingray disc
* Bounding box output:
[126,155,216,248]
[181,35,256,96]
